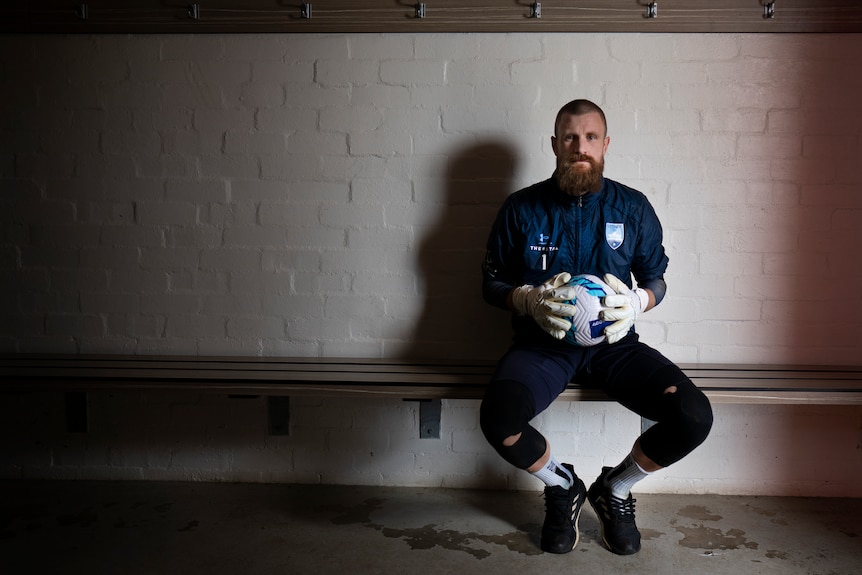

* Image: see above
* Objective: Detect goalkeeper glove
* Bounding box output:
[601,273,650,344]
[511,272,578,340]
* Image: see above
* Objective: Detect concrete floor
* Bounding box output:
[1,480,860,575]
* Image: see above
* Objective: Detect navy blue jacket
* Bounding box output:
[482,174,669,343]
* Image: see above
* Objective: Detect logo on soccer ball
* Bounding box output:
[561,274,614,347]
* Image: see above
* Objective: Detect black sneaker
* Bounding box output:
[587,466,641,555]
[540,463,587,554]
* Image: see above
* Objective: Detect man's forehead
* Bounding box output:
[556,111,605,132]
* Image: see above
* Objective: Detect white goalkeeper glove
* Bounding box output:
[601,273,650,344]
[511,272,578,340]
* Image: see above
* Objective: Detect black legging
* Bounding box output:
[480,334,713,469]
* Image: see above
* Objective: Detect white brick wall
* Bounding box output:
[1,33,861,495]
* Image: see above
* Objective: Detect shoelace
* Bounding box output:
[605,494,636,522]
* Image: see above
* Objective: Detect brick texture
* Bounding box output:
[1,33,860,494]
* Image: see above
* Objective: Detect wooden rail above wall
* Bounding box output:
[4,0,862,34]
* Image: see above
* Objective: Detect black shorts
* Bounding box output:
[486,333,713,466]
[491,333,683,419]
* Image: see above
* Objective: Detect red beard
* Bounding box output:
[556,154,604,196]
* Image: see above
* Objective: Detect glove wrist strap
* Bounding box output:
[510,285,533,316]
[634,287,649,313]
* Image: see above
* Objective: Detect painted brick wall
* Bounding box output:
[1,33,861,495]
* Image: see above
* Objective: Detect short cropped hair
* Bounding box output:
[554,99,607,137]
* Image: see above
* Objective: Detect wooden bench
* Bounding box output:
[2,354,861,435]
[2,354,862,403]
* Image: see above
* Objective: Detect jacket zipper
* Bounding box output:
[575,194,583,271]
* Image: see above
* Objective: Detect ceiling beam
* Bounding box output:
[3,1,862,34]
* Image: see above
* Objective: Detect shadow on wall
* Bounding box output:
[787,38,862,361]
[767,38,862,497]
[400,140,518,361]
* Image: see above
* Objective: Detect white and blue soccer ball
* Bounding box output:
[562,274,614,347]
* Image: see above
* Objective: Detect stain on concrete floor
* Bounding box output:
[676,525,759,551]
[3,482,861,575]
[678,504,722,522]
[329,496,543,558]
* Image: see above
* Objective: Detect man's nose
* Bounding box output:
[571,137,585,153]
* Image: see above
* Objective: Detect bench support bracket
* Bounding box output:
[268,396,291,436]
[419,399,441,438]
[406,399,441,439]
[65,392,88,433]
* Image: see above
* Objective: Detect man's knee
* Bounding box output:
[641,366,713,466]
[670,381,714,445]
[480,379,545,469]
[654,365,713,437]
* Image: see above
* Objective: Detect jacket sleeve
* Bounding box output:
[481,199,520,310]
[632,199,670,305]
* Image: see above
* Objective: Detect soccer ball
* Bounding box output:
[561,274,614,347]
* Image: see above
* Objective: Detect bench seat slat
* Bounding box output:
[2,354,861,405]
[5,369,862,389]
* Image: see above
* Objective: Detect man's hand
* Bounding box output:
[510,272,578,340]
[601,273,650,344]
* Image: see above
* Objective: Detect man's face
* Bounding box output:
[552,111,610,196]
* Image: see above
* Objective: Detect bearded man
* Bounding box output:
[479,99,713,555]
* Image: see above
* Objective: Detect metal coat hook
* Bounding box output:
[645,2,658,19]
[75,3,88,20]
[415,3,426,19]
[301,3,312,19]
[530,2,542,19]
[763,2,776,19]
[188,3,200,20]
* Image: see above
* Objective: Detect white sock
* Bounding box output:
[608,454,652,499]
[532,455,573,489]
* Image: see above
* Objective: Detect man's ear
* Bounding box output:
[551,135,558,157]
